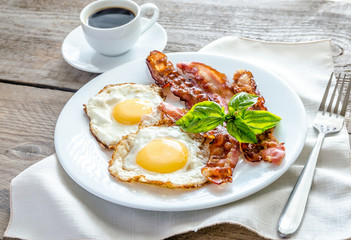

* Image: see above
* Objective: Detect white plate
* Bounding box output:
[55,52,307,212]
[61,19,167,73]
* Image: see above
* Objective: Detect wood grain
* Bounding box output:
[0,0,351,239]
[0,0,351,90]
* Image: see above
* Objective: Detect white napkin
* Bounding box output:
[5,36,351,240]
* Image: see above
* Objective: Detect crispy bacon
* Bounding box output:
[146,51,210,109]
[158,102,185,122]
[145,50,174,87]
[261,145,285,165]
[146,51,285,184]
[177,62,234,110]
[233,69,267,111]
[240,129,285,165]
[201,126,241,184]
[233,70,285,164]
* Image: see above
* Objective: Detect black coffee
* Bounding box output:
[87,7,135,29]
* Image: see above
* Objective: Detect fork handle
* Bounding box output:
[277,132,325,237]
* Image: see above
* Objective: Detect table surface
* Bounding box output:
[1,0,351,239]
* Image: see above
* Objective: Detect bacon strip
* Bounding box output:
[146,51,285,184]
[158,102,185,122]
[201,126,241,184]
[233,70,285,164]
[177,62,234,110]
[145,51,174,87]
[233,69,267,111]
[174,62,243,183]
[146,51,210,109]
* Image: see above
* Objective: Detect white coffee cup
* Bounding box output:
[80,0,159,56]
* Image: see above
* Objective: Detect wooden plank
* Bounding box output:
[166,223,263,240]
[0,0,350,91]
[0,0,96,90]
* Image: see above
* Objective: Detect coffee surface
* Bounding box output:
[88,7,135,28]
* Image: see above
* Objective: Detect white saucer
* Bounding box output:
[62,18,167,73]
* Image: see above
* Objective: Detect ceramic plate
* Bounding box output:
[61,18,167,73]
[55,52,307,211]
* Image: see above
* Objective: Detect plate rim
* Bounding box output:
[55,51,308,211]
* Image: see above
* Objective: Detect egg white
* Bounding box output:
[108,125,209,188]
[84,83,165,148]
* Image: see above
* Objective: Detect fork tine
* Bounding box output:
[333,74,345,115]
[340,74,351,117]
[326,73,340,115]
[319,72,334,113]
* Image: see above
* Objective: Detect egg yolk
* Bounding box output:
[113,99,152,125]
[136,138,188,173]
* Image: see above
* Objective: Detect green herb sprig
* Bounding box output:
[175,92,281,143]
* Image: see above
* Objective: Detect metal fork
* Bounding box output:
[277,73,351,237]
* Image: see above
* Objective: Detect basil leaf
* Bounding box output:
[228,92,258,112]
[226,116,257,143]
[176,101,225,133]
[241,110,281,134]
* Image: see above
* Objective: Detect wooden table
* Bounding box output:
[1,0,350,239]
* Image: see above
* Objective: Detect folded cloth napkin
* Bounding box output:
[5,36,351,240]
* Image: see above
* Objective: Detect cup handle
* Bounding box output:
[139,3,159,34]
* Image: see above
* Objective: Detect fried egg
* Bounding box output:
[84,83,165,148]
[108,125,209,188]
